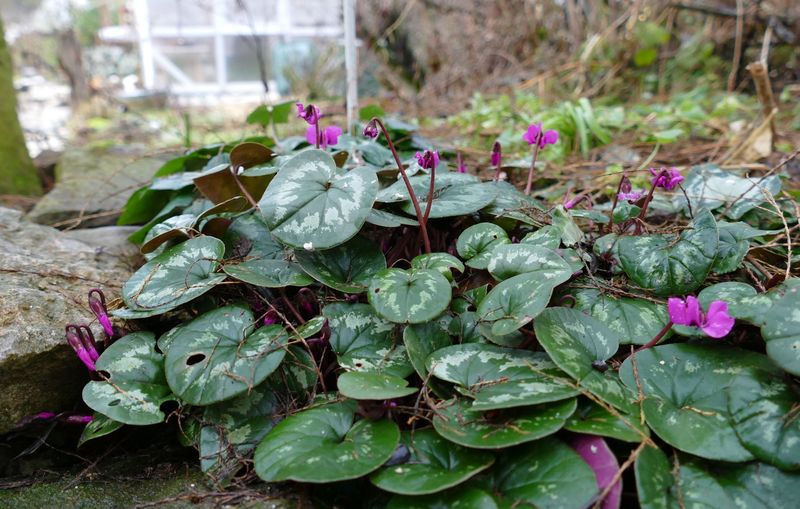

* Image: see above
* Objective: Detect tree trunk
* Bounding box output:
[0,15,40,196]
[56,29,91,105]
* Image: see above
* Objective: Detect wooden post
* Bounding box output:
[343,0,358,135]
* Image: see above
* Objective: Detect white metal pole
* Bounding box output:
[213,0,228,94]
[343,0,358,134]
[133,0,155,89]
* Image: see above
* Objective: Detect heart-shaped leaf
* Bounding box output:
[713,221,777,274]
[295,235,386,293]
[82,332,173,425]
[551,205,585,246]
[337,371,417,400]
[761,279,800,376]
[368,268,452,324]
[78,413,124,447]
[200,381,279,480]
[456,223,510,270]
[534,307,637,413]
[433,397,577,449]
[254,399,400,483]
[727,370,800,469]
[164,305,288,406]
[565,399,648,443]
[397,173,498,218]
[411,253,464,281]
[486,244,573,282]
[492,437,598,509]
[122,236,226,314]
[571,287,670,345]
[426,343,578,410]
[260,149,378,250]
[620,344,779,462]
[370,429,494,495]
[679,164,782,220]
[223,257,313,288]
[323,302,412,377]
[477,272,564,337]
[403,321,452,379]
[616,208,718,296]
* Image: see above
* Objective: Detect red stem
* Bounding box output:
[636,169,669,222]
[524,140,542,196]
[371,117,431,254]
[606,172,627,233]
[632,321,673,354]
[422,162,436,229]
[493,152,502,182]
[314,122,320,149]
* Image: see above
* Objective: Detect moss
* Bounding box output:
[0,15,41,196]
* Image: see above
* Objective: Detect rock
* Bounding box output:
[25,147,173,228]
[0,207,138,434]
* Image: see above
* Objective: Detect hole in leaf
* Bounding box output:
[186,353,207,366]
[97,370,111,379]
[108,399,121,407]
[374,288,380,294]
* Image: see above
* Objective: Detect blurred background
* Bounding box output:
[1,1,799,206]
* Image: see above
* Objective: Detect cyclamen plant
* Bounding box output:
[58,102,800,508]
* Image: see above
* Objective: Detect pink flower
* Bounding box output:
[650,167,684,191]
[65,415,94,425]
[363,119,379,138]
[667,296,735,338]
[522,122,559,148]
[306,125,342,148]
[88,288,114,339]
[296,102,321,125]
[491,141,502,166]
[617,190,645,202]
[415,149,439,170]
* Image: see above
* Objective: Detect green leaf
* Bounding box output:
[246,100,294,126]
[617,208,718,297]
[400,173,498,219]
[164,305,288,406]
[486,244,573,282]
[200,381,278,480]
[619,344,779,462]
[565,399,648,443]
[761,279,800,375]
[477,272,564,337]
[221,214,312,287]
[366,208,419,228]
[411,253,464,281]
[368,268,452,324]
[403,321,452,380]
[122,236,226,314]
[386,487,499,509]
[551,205,584,246]
[254,399,400,483]
[426,343,577,410]
[520,225,561,248]
[323,302,412,377]
[82,332,173,425]
[535,307,637,413]
[433,397,577,449]
[727,371,800,469]
[456,223,511,270]
[713,221,778,274]
[571,287,670,345]
[492,437,598,509]
[634,445,673,509]
[78,413,124,447]
[679,164,782,219]
[259,149,378,250]
[634,47,658,67]
[370,429,494,495]
[337,371,417,400]
[295,235,386,293]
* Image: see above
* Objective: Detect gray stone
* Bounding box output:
[25,147,173,228]
[0,207,138,433]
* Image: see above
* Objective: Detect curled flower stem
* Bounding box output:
[636,168,669,224]
[421,162,436,232]
[606,173,627,234]
[633,321,673,354]
[370,117,431,254]
[524,141,542,196]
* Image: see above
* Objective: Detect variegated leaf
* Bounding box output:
[368,268,452,324]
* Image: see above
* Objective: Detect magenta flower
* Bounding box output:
[667,296,735,338]
[66,326,96,371]
[306,125,342,149]
[415,149,439,170]
[491,141,502,167]
[88,288,114,339]
[617,190,645,202]
[522,122,559,148]
[296,102,321,125]
[363,119,379,139]
[650,167,684,191]
[457,153,467,173]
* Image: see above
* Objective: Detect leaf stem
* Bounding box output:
[371,117,431,253]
